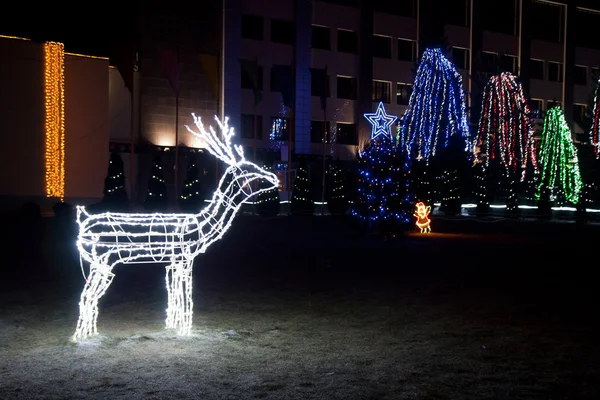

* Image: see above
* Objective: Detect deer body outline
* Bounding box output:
[73,115,278,341]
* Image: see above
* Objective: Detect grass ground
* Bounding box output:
[0,215,598,399]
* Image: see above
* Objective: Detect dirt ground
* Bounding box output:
[0,215,598,399]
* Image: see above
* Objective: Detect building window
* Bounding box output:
[372,80,391,103]
[548,62,563,82]
[531,1,563,43]
[336,123,357,145]
[241,64,263,90]
[374,0,415,17]
[398,39,417,62]
[270,65,292,91]
[271,19,295,45]
[530,98,544,118]
[396,83,412,105]
[531,59,544,80]
[310,121,330,143]
[574,65,587,85]
[311,73,330,97]
[593,67,600,81]
[500,55,518,74]
[338,29,357,54]
[270,117,292,141]
[573,104,587,124]
[452,47,469,70]
[337,76,357,100]
[241,14,263,40]
[240,114,263,139]
[372,35,392,59]
[312,25,330,50]
[481,51,497,73]
[445,0,470,27]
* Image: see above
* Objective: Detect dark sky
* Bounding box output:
[0,8,130,57]
[2,1,599,56]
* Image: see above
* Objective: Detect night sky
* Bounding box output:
[0,7,130,57]
[2,1,599,57]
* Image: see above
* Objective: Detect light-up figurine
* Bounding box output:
[414,202,431,233]
[72,114,279,341]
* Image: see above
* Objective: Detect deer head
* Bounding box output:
[185,114,279,200]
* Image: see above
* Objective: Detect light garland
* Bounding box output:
[414,202,431,233]
[474,72,537,175]
[399,48,470,161]
[73,115,279,341]
[534,107,582,204]
[44,42,65,200]
[290,160,313,213]
[473,73,537,212]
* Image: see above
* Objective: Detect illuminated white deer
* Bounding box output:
[73,114,278,341]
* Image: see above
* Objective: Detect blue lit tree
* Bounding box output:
[352,103,412,235]
[400,48,470,160]
[399,47,470,215]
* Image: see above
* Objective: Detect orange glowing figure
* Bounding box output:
[414,202,431,233]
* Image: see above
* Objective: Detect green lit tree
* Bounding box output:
[291,158,313,215]
[180,156,205,212]
[326,163,348,214]
[535,107,582,206]
[101,152,128,211]
[256,163,280,216]
[145,154,168,211]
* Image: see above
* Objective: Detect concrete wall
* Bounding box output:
[140,55,217,150]
[109,67,131,142]
[0,37,45,206]
[64,54,110,204]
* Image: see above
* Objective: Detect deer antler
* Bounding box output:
[185,114,245,165]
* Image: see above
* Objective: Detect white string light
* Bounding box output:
[73,115,279,341]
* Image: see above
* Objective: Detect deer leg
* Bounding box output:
[73,263,115,341]
[165,260,194,335]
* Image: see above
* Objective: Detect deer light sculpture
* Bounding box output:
[73,114,279,341]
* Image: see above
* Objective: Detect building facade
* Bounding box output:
[0,35,109,210]
[223,0,600,159]
[3,0,600,209]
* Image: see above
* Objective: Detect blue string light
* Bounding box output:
[399,48,470,161]
[351,138,412,227]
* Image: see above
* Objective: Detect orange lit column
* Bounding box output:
[44,42,65,200]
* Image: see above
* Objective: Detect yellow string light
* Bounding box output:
[65,52,109,60]
[0,34,30,41]
[44,41,65,201]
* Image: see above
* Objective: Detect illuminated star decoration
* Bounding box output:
[365,102,397,140]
